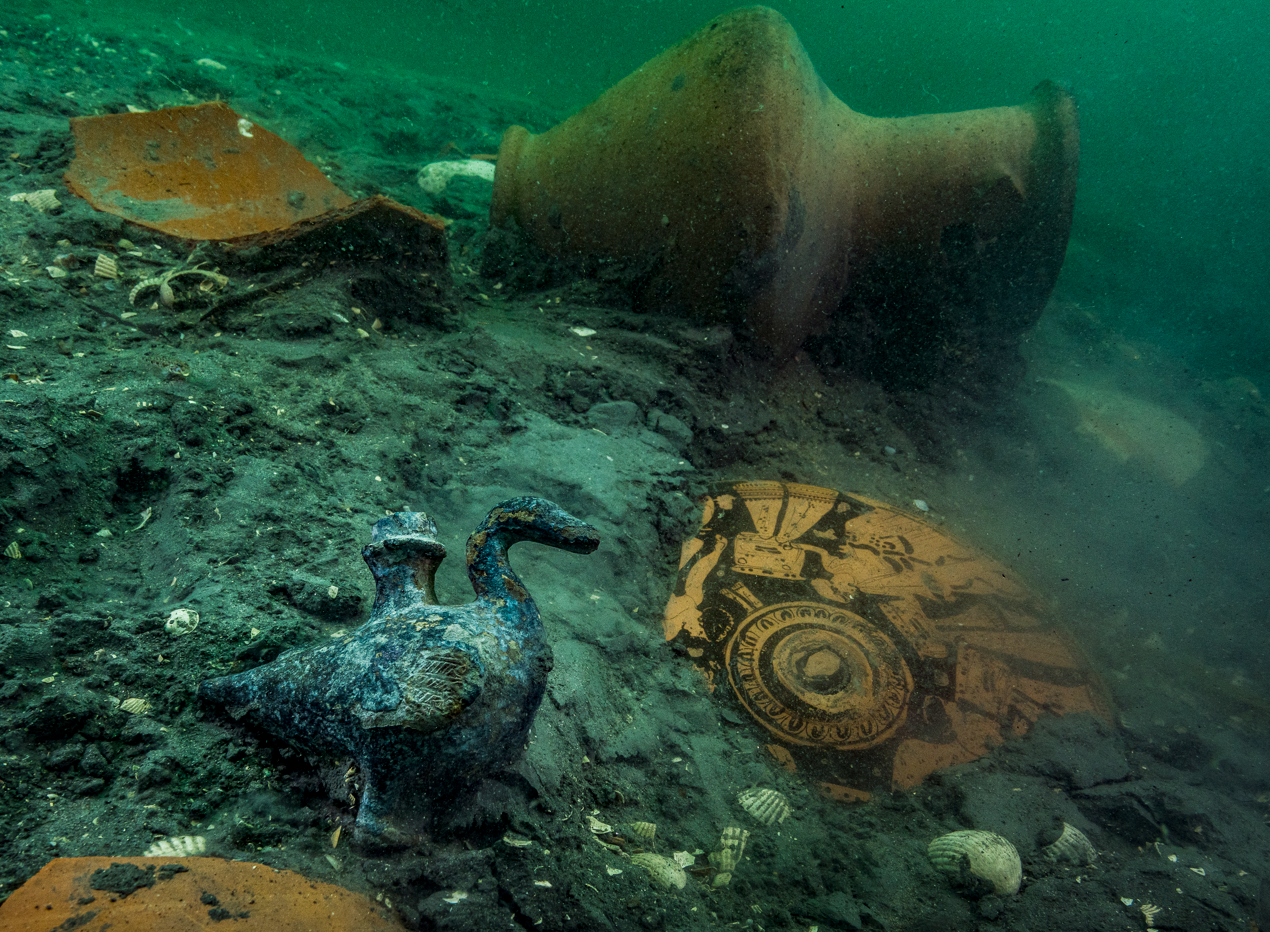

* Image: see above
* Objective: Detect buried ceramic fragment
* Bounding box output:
[490,6,1077,378]
[663,480,1111,801]
[927,830,1023,896]
[199,501,600,842]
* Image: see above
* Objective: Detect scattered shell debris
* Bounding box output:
[165,608,200,636]
[143,834,206,857]
[1043,822,1096,865]
[9,189,61,212]
[627,821,656,844]
[927,830,1023,896]
[129,265,229,307]
[586,815,613,834]
[708,827,750,887]
[119,698,152,715]
[629,852,687,891]
[93,254,118,279]
[417,159,496,195]
[738,787,792,826]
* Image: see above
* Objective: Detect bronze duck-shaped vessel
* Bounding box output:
[198,498,600,841]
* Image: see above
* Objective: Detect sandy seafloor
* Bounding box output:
[1,10,1269,932]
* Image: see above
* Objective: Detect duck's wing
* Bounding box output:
[353,640,485,733]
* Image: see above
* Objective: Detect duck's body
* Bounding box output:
[198,499,600,839]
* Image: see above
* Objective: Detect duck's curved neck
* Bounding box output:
[466,527,534,608]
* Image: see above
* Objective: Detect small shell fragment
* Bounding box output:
[47,266,68,278]
[330,826,341,848]
[165,608,200,636]
[120,698,152,715]
[3,541,21,559]
[144,834,206,857]
[629,852,687,891]
[628,821,656,844]
[93,254,119,279]
[502,833,533,848]
[569,326,597,337]
[927,830,1022,896]
[586,815,613,834]
[9,189,61,212]
[416,159,496,195]
[738,787,791,826]
[1042,822,1096,866]
[442,891,468,904]
[196,58,227,70]
[708,826,750,887]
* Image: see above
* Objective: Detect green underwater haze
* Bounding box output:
[29,0,1269,373]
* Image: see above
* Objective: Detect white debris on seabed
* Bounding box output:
[417,159,496,195]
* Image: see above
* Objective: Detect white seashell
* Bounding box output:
[3,541,20,559]
[1043,823,1096,866]
[709,826,750,886]
[629,852,687,891]
[165,608,200,636]
[627,821,656,844]
[47,266,68,279]
[10,189,61,212]
[586,815,613,834]
[569,326,597,337]
[737,787,791,826]
[120,698,152,715]
[93,254,118,279]
[927,830,1022,896]
[144,834,206,857]
[196,58,227,70]
[417,159,496,195]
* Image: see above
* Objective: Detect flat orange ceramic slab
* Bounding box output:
[663,481,1110,799]
[0,856,407,931]
[64,102,354,240]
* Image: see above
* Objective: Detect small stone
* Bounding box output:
[587,400,640,432]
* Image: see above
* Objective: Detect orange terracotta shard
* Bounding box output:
[664,481,1111,798]
[65,102,354,241]
[0,856,408,931]
[64,102,449,279]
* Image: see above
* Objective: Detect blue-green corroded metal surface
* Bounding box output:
[198,498,600,840]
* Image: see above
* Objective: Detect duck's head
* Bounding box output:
[470,497,601,555]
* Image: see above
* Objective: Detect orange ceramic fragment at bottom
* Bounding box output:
[64,102,354,240]
[0,856,407,931]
